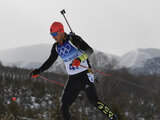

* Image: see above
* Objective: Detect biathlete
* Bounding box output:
[30,22,118,120]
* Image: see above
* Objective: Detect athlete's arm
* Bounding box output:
[39,43,58,72]
[71,35,94,62]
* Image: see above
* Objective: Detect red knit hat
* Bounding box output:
[50,22,64,33]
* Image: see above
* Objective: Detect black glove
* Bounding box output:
[30,68,41,78]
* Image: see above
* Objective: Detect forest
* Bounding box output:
[0,62,160,120]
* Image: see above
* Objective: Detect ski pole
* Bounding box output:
[38,75,65,87]
[60,9,74,33]
[80,65,160,94]
[80,65,111,77]
[31,75,64,87]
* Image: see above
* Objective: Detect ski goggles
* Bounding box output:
[50,32,58,36]
[50,28,64,36]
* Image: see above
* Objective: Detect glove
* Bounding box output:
[30,68,41,78]
[72,58,81,67]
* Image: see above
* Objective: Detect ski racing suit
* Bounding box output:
[39,33,118,120]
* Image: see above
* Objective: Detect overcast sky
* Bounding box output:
[0,0,160,56]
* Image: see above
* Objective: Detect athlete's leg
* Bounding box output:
[84,72,118,120]
[60,76,81,120]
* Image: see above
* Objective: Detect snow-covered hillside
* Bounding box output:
[0,44,52,64]
[115,48,160,69]
[130,57,160,75]
[1,45,160,75]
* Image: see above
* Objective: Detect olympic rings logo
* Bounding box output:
[58,44,71,57]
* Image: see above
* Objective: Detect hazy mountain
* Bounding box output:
[0,44,118,74]
[115,48,160,69]
[0,44,52,64]
[90,50,119,70]
[130,57,160,75]
[1,44,160,75]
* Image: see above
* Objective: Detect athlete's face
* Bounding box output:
[52,32,65,43]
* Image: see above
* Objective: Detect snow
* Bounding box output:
[7,100,10,104]
[34,103,40,109]
[115,48,160,69]
[31,103,40,109]
[139,118,145,120]
[48,100,52,105]
[125,112,129,116]
[31,96,36,103]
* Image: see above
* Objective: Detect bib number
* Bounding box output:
[69,64,79,70]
